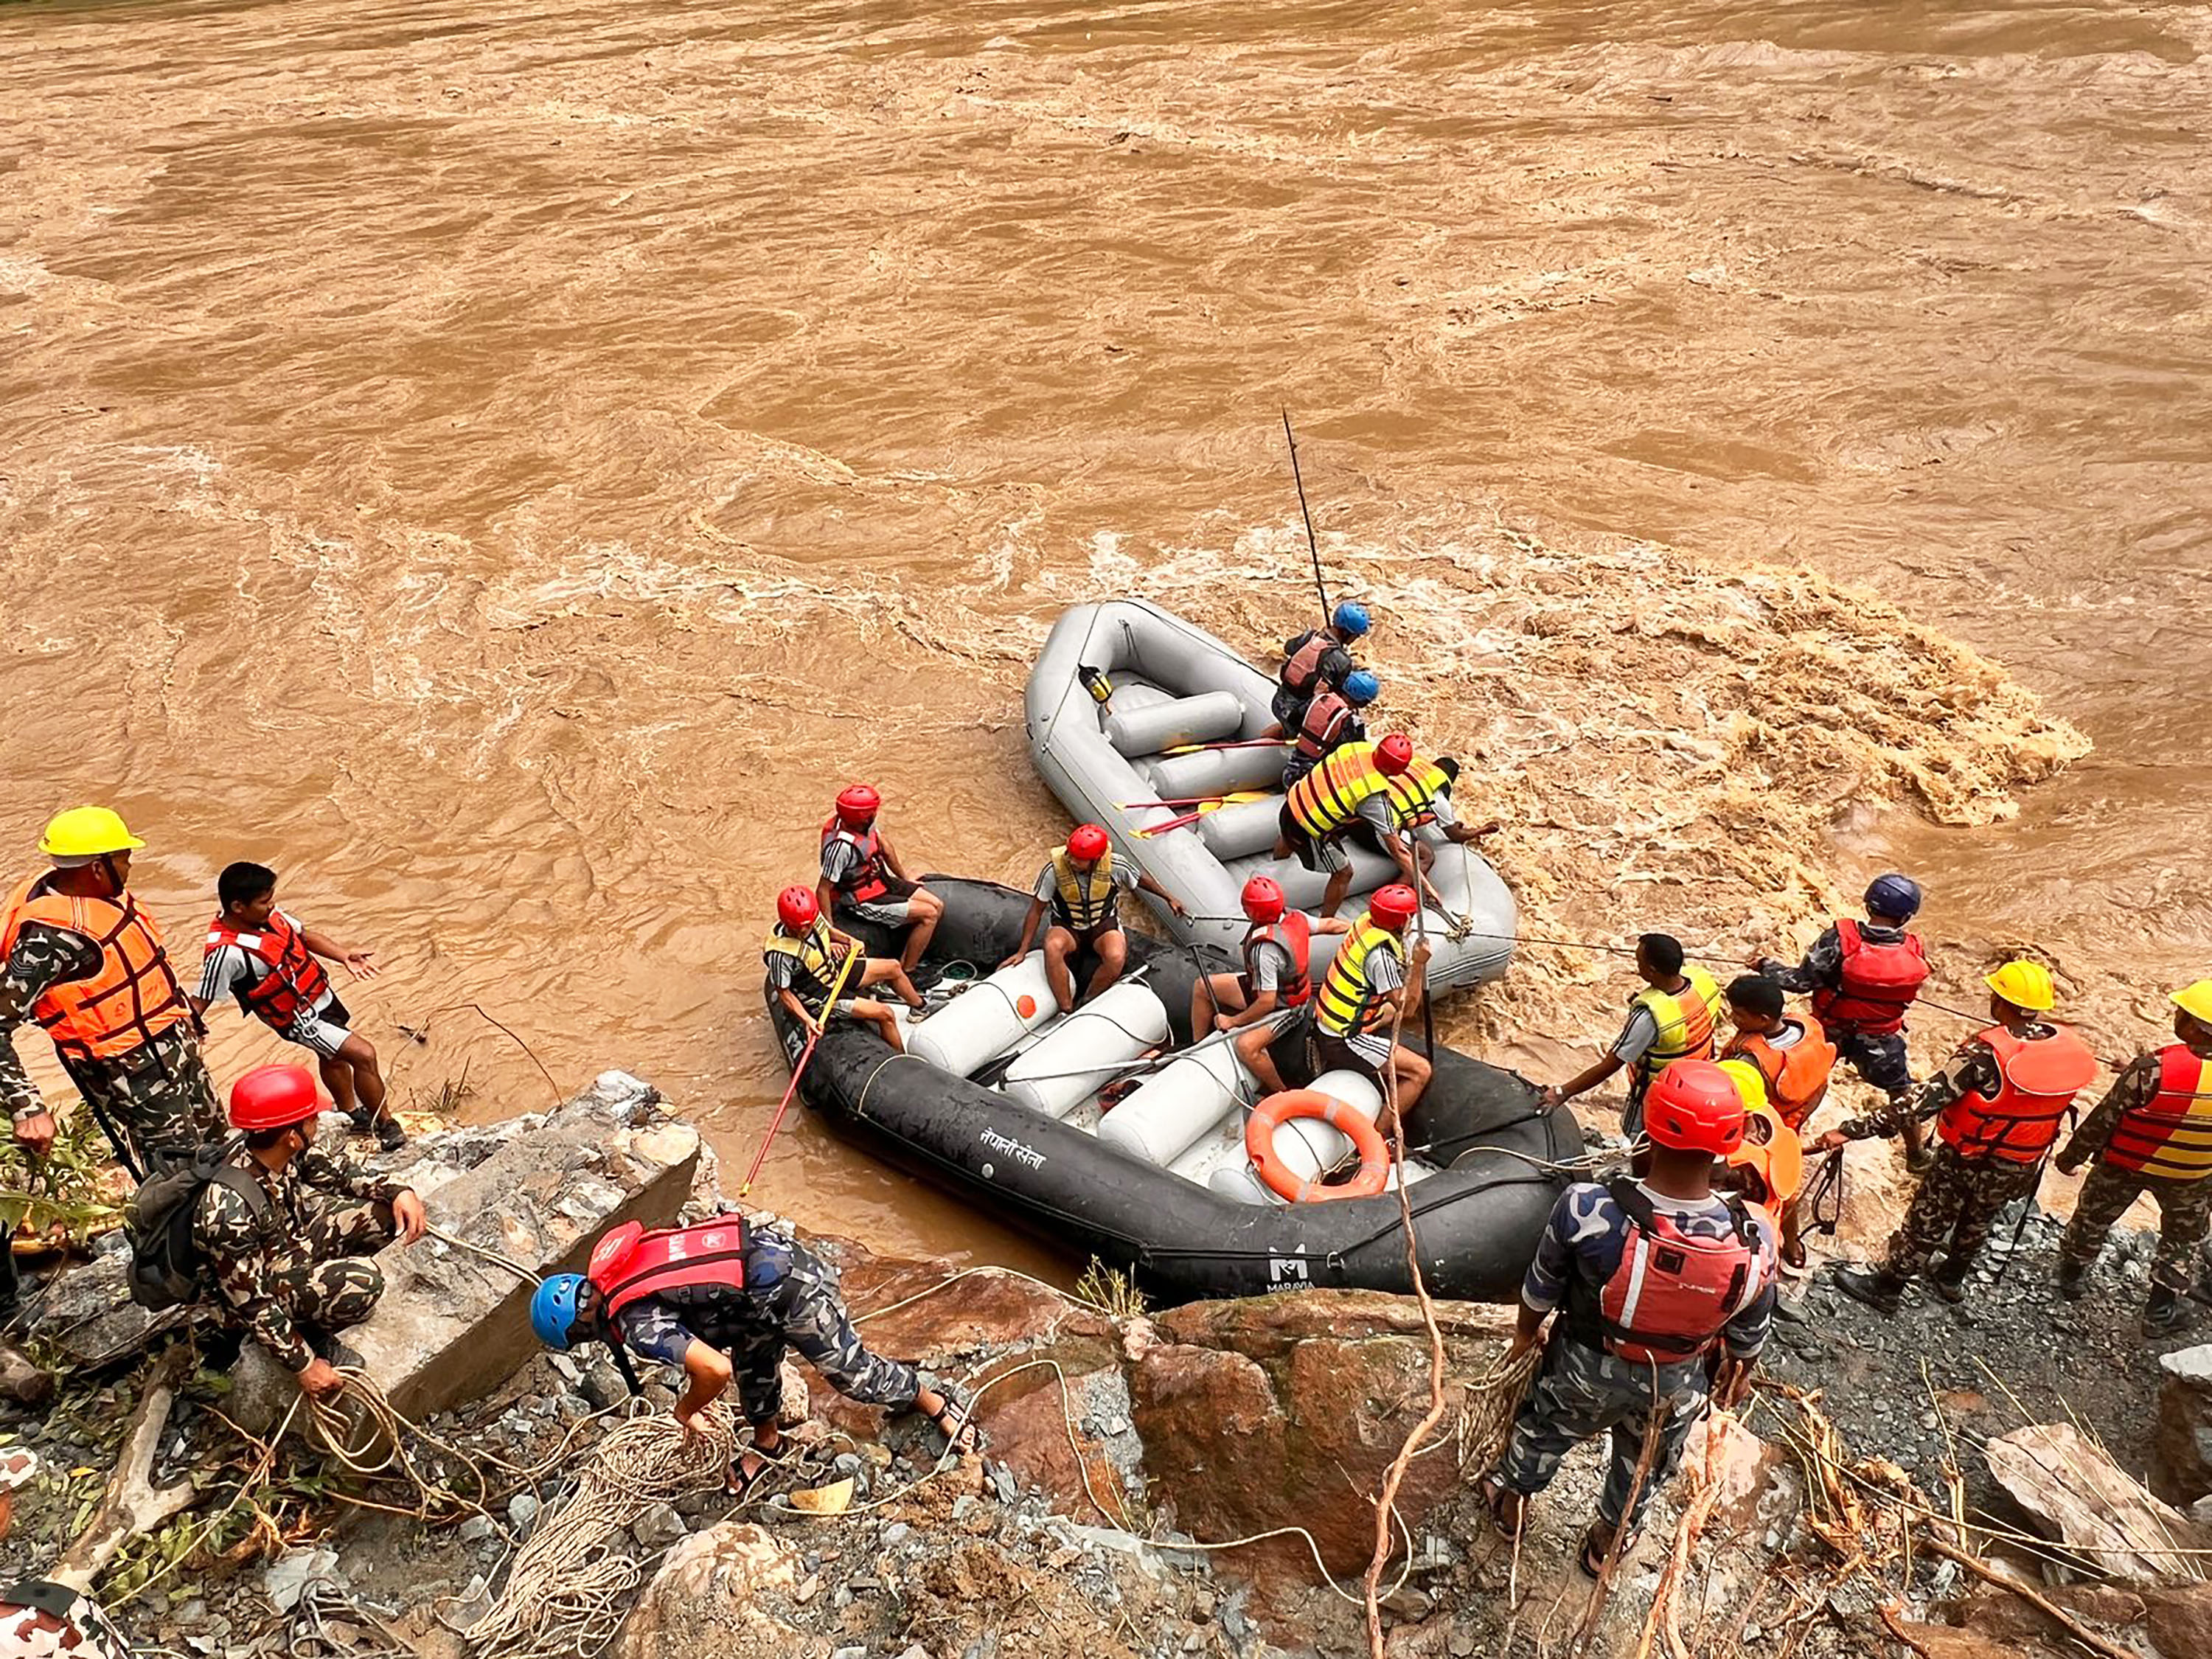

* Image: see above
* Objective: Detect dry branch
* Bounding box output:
[51,1346,198,1591]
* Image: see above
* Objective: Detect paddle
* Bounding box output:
[1158,738,1293,757]
[1135,791,1270,837]
[740,942,862,1197]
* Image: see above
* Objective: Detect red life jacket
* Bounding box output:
[820,817,893,904]
[1292,689,1356,765]
[1243,911,1314,1006]
[1809,918,1929,1037]
[587,1217,751,1321]
[205,910,333,1033]
[1280,630,1335,698]
[2103,1043,2212,1181]
[1569,1180,1764,1365]
[1938,1024,2100,1164]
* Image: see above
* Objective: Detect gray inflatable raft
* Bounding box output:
[1025,599,1517,990]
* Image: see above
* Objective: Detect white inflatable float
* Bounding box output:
[1024,599,1517,991]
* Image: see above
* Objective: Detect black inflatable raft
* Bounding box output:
[765,877,1579,1304]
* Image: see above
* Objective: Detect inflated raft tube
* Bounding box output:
[1025,599,1517,992]
[780,877,1580,1304]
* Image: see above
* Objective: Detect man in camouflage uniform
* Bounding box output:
[529,1222,979,1494]
[1818,960,2098,1313]
[195,1065,425,1399]
[2054,980,2212,1335]
[2,807,223,1181]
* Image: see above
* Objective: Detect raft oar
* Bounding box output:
[1119,793,1259,810]
[740,942,862,1197]
[1158,738,1292,757]
[1135,791,1270,836]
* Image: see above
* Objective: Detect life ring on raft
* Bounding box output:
[1245,1089,1392,1203]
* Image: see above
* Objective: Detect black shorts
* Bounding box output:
[1277,805,1349,875]
[1307,1028,1385,1086]
[1048,917,1122,949]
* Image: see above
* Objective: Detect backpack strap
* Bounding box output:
[1607,1176,1657,1231]
[206,1161,281,1246]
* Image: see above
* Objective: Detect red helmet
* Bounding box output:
[776,885,819,931]
[229,1063,324,1133]
[1368,884,1419,929]
[835,785,880,826]
[1067,824,1110,863]
[1376,734,1413,775]
[1241,875,1286,924]
[1643,1060,1747,1156]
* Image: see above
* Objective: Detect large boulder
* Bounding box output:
[608,1521,807,1659]
[1985,1422,2205,1586]
[2154,1343,2212,1506]
[1132,1292,1517,1587]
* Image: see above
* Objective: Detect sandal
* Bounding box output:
[1482,1472,1526,1543]
[726,1441,789,1499]
[1576,1524,1617,1579]
[926,1395,986,1457]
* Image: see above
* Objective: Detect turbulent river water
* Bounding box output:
[3,0,2207,1270]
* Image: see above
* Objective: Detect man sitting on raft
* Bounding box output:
[1186,874,1350,1096]
[1307,883,1432,1138]
[765,886,920,1053]
[1002,825,1186,1015]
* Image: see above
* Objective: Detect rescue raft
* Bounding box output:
[772,877,1579,1303]
[1025,599,1518,992]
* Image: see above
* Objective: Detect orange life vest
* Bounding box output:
[1810,918,1929,1037]
[1722,1020,1839,1131]
[1243,911,1313,1007]
[1,877,192,1065]
[1280,630,1337,698]
[204,910,333,1033]
[587,1217,752,1321]
[820,816,895,904]
[1937,1024,2099,1164]
[2104,1044,2212,1182]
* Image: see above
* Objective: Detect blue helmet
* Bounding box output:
[531,1273,589,1351]
[1341,669,1380,706]
[1332,600,1371,638]
[1863,873,1923,922]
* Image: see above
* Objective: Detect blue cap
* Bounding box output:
[531,1273,588,1350]
[1332,600,1371,637]
[1863,873,1923,921]
[1342,669,1380,705]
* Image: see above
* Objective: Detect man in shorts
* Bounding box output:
[816,785,944,975]
[193,862,400,1150]
[1001,825,1186,1015]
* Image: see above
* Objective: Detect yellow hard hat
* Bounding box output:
[2172,981,2212,1027]
[38,806,146,860]
[1984,959,2056,1013]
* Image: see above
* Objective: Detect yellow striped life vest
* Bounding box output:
[1049,849,1119,933]
[1286,742,1391,838]
[1314,917,1405,1039]
[763,920,849,1012]
[1380,758,1450,829]
[1631,966,1725,1079]
[2106,1044,2212,1181]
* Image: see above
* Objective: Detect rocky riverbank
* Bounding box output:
[2,1083,2208,1659]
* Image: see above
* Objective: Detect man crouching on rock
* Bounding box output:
[1481,1060,1776,1576]
[198,1064,428,1399]
[529,1217,981,1496]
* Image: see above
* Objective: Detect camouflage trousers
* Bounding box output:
[1879,1144,2041,1282]
[1496,1333,1709,1537]
[2060,1161,2212,1293]
[265,1197,397,1345]
[734,1248,921,1426]
[62,1025,223,1178]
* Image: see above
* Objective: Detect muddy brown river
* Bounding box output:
[3,0,2207,1272]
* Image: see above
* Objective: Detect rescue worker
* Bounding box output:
[1186,874,1350,1096]
[1280,668,1377,790]
[766,887,919,1054]
[1542,934,1725,1138]
[193,1064,427,1399]
[2053,979,2212,1335]
[1270,600,1371,731]
[1,807,222,1180]
[1350,752,1502,907]
[1485,1060,1775,1575]
[1274,734,1416,922]
[815,785,944,975]
[1307,883,1431,1136]
[529,1214,981,1495]
[1753,874,1933,1169]
[192,862,402,1152]
[1719,974,1837,1266]
[1819,959,2098,1313]
[1001,826,1186,1015]
[1,1579,133,1659]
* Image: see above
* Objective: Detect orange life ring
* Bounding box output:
[1245,1088,1392,1203]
